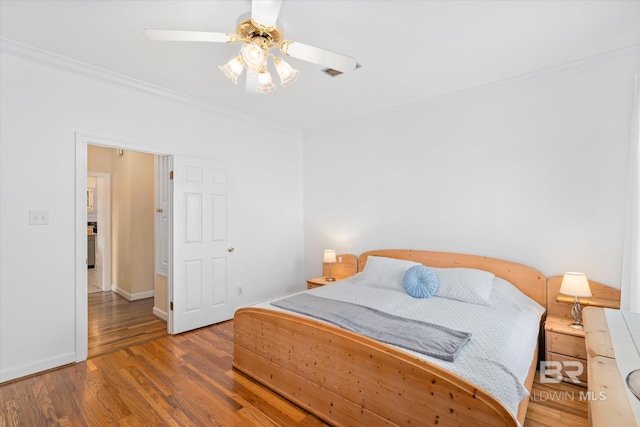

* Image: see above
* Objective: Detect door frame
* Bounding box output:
[74,132,172,362]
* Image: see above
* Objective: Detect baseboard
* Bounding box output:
[153,306,168,322]
[0,352,75,384]
[112,286,154,301]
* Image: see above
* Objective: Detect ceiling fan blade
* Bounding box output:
[144,29,233,43]
[281,41,358,73]
[251,0,282,28]
[245,70,259,95]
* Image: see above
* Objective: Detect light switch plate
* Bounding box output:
[29,210,49,225]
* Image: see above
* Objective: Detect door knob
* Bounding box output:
[228,247,235,252]
[155,208,163,213]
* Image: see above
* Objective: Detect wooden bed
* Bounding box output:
[233,249,547,426]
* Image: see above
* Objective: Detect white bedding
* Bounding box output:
[256,274,545,419]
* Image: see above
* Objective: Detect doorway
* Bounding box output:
[76,136,170,360]
[75,133,234,362]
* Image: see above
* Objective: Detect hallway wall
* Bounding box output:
[88,146,155,299]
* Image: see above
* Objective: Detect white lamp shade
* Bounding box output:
[559,272,592,297]
[323,250,337,264]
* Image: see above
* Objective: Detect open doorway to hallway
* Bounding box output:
[86,145,168,358]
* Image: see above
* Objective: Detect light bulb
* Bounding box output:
[274,57,300,87]
[242,42,267,72]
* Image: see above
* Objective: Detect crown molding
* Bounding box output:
[306,43,640,135]
[0,37,303,138]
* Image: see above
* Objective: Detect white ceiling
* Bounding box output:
[1,0,639,132]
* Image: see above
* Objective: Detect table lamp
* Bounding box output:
[559,272,592,330]
[323,250,337,282]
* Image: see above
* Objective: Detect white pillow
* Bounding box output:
[358,256,421,290]
[432,267,495,306]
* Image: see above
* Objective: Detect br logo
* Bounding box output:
[539,361,584,384]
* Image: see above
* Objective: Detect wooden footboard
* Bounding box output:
[234,307,522,427]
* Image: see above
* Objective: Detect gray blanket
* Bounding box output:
[271,293,471,362]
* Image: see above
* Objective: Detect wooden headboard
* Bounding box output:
[547,276,620,319]
[322,253,358,280]
[358,249,547,307]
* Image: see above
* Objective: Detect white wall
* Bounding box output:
[304,49,640,287]
[0,45,304,382]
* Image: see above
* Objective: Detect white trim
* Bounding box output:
[0,37,302,138]
[0,352,76,383]
[153,307,168,322]
[75,136,88,362]
[2,36,637,137]
[77,132,172,156]
[112,286,155,301]
[621,72,640,312]
[168,155,175,335]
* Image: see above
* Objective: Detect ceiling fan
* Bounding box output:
[144,0,359,94]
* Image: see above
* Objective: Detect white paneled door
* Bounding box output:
[170,156,232,334]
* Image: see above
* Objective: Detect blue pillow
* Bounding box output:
[403,265,438,298]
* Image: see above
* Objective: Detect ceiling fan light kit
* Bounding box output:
[220,19,299,92]
[144,0,358,95]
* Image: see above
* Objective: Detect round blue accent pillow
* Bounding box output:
[403,265,438,298]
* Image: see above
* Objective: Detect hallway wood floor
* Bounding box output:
[88,291,167,358]
[2,318,588,426]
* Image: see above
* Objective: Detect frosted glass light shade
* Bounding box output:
[256,69,276,94]
[323,250,337,264]
[559,272,592,297]
[219,56,244,84]
[274,57,300,87]
[242,43,267,72]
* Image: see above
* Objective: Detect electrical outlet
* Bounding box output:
[29,210,49,225]
[338,256,343,262]
[237,287,243,296]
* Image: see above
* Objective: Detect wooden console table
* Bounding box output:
[583,307,637,426]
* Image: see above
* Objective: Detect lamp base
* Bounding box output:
[325,277,336,282]
[567,297,585,331]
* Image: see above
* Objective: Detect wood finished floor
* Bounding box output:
[87,267,102,293]
[88,291,168,358]
[1,318,588,426]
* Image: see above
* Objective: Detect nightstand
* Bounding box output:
[544,315,588,386]
[306,276,333,289]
